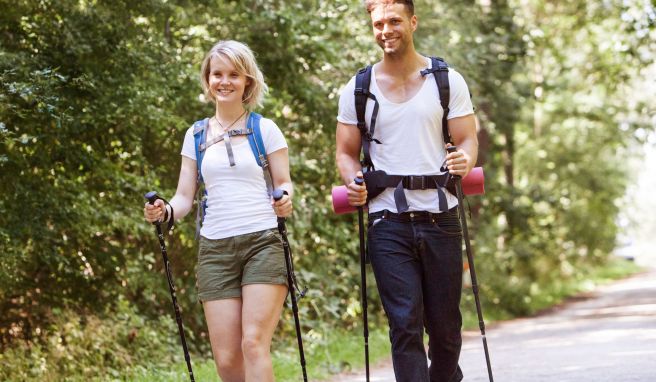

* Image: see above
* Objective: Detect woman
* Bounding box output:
[144,40,292,382]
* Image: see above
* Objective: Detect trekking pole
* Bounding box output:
[272,189,308,382]
[355,176,370,382]
[144,191,195,382]
[446,147,494,382]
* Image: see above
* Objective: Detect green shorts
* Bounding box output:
[197,228,288,302]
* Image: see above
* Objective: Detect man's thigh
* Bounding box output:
[368,220,424,321]
[417,212,463,330]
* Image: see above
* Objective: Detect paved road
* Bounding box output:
[328,268,656,381]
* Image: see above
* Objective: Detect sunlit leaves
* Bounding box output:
[1,1,654,373]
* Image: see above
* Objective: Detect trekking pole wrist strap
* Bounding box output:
[163,202,175,232]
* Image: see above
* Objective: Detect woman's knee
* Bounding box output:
[214,350,243,375]
[241,334,270,361]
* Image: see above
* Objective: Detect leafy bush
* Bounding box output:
[1,1,654,380]
[0,298,192,381]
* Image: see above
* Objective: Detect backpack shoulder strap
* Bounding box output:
[246,112,274,196]
[354,66,372,133]
[192,118,209,239]
[420,57,452,144]
[354,65,380,170]
[246,112,266,167]
[193,118,210,183]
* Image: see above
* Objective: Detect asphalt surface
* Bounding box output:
[327,267,656,382]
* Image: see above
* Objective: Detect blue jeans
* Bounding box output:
[368,208,464,382]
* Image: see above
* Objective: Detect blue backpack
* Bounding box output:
[192,111,273,236]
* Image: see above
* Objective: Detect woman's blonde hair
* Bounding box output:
[199,40,268,109]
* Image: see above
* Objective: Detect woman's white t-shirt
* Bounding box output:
[337,59,474,213]
[181,117,287,240]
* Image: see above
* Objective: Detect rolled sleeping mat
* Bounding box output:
[331,167,485,215]
[462,166,485,196]
[331,183,359,215]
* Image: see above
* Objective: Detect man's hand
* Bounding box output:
[347,171,368,206]
[445,144,473,178]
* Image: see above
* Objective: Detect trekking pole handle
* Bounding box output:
[144,191,164,226]
[272,189,288,224]
[354,176,365,210]
[272,189,286,202]
[145,191,161,205]
[446,146,462,179]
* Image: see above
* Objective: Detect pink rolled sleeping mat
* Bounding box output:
[331,183,357,215]
[462,166,485,196]
[331,167,485,215]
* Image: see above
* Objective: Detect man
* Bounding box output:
[335,1,478,381]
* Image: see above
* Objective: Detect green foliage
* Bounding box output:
[0,297,188,381]
[0,0,202,353]
[1,0,655,380]
[412,0,655,317]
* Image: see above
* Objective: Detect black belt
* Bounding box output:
[369,208,457,223]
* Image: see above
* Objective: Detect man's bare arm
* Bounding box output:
[447,114,478,177]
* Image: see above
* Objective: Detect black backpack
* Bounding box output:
[353,56,455,212]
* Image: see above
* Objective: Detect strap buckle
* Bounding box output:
[404,175,426,190]
[259,155,269,169]
[354,86,368,96]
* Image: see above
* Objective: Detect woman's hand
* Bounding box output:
[272,193,293,218]
[144,199,167,223]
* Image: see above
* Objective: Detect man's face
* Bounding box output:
[370,3,417,56]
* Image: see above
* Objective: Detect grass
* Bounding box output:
[125,326,390,382]
[270,327,390,381]
[520,257,643,316]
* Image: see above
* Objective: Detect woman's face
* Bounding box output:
[207,54,250,105]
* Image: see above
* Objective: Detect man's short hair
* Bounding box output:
[363,0,415,16]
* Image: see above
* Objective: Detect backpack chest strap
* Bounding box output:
[380,174,451,190]
[364,170,453,213]
[198,128,254,152]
